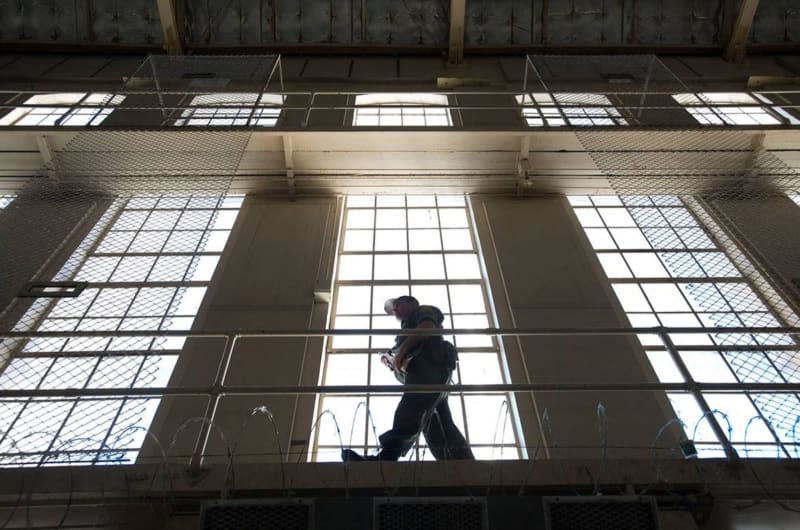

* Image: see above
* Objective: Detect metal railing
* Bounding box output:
[1,325,799,465]
[0,89,799,131]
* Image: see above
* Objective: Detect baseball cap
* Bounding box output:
[383,295,418,314]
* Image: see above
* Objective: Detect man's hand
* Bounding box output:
[392,351,409,374]
[380,352,394,370]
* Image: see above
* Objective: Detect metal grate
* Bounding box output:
[374,498,486,530]
[125,55,282,89]
[54,131,252,180]
[543,496,660,530]
[575,130,800,199]
[200,499,313,530]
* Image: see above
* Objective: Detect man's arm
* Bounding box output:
[392,320,436,373]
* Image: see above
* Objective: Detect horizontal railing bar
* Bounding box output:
[1,326,799,339]
[1,88,799,97]
[643,345,799,352]
[12,344,798,357]
[1,382,799,398]
[2,103,799,113]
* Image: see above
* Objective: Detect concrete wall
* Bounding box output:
[0,183,108,360]
[472,194,677,458]
[143,192,678,465]
[144,195,339,463]
[711,196,800,313]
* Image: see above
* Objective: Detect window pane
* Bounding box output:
[373,254,408,280]
[318,194,518,460]
[374,230,407,251]
[574,195,794,457]
[343,230,373,251]
[448,285,486,313]
[338,255,373,280]
[441,229,473,250]
[0,191,236,467]
[612,284,651,312]
[376,209,406,229]
[409,229,442,251]
[597,253,631,278]
[444,254,481,279]
[336,286,371,315]
[407,209,439,228]
[409,254,445,280]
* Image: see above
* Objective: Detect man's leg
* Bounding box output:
[376,391,441,460]
[423,396,475,460]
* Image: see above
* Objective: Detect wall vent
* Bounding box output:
[200,499,313,530]
[543,496,659,530]
[374,497,487,530]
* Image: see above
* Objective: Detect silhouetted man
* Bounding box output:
[342,295,474,461]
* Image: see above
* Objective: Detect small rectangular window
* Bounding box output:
[0,93,124,127]
[353,94,452,127]
[673,93,785,126]
[174,93,284,127]
[516,93,628,127]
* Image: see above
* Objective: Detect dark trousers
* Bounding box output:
[377,354,474,461]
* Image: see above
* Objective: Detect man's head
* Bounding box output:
[384,295,419,321]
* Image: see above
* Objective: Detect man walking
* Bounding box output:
[342,295,474,461]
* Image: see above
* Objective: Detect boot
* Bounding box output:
[341,449,379,462]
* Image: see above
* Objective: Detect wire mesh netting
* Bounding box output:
[200,500,312,530]
[0,173,240,467]
[0,53,799,484]
[542,496,659,530]
[526,55,688,93]
[575,130,800,198]
[523,55,800,129]
[123,54,282,93]
[54,131,253,179]
[374,499,486,530]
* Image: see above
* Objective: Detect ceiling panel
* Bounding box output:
[0,0,797,51]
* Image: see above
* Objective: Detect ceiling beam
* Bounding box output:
[283,135,296,199]
[82,0,95,42]
[448,0,466,65]
[724,0,759,63]
[35,135,58,179]
[156,0,184,55]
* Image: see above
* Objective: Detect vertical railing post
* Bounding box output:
[658,329,739,461]
[189,333,238,469]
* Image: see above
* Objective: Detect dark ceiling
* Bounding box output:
[0,0,797,51]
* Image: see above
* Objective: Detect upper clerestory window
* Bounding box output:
[516,93,628,127]
[174,93,284,127]
[672,92,796,126]
[0,93,124,127]
[353,93,452,127]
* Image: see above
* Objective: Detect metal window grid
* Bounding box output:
[0,194,242,467]
[517,93,630,127]
[570,194,800,459]
[314,194,521,462]
[352,95,453,127]
[172,93,283,127]
[673,93,785,127]
[0,93,124,127]
[0,92,798,131]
